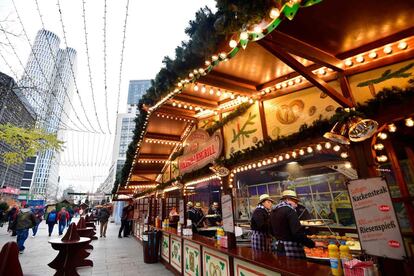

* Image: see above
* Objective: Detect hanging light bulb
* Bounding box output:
[276,84,282,89]
[316,144,322,151]
[299,149,305,155]
[269,8,280,19]
[340,152,348,158]
[201,85,206,93]
[318,68,326,75]
[194,84,199,92]
[292,152,297,158]
[325,142,332,149]
[212,55,218,61]
[333,145,341,152]
[253,25,262,33]
[209,88,214,95]
[278,156,284,161]
[273,157,277,163]
[295,78,302,84]
[285,153,290,159]
[405,118,414,127]
[344,162,352,169]
[307,146,313,153]
[219,52,227,59]
[356,56,364,63]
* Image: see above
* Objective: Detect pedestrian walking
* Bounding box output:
[7,205,19,236]
[46,209,58,236]
[118,199,133,238]
[31,206,44,237]
[57,207,70,235]
[13,204,36,254]
[67,208,74,228]
[98,206,110,238]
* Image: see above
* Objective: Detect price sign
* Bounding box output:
[348,177,406,260]
[221,194,234,233]
[179,200,185,224]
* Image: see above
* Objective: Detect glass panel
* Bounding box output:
[248,186,257,196]
[257,185,267,195]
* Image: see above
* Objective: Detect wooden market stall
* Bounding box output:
[116,0,414,275]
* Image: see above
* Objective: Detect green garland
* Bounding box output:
[205,103,252,135]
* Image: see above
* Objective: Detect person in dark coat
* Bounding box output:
[207,202,222,226]
[270,190,324,259]
[98,206,110,238]
[45,209,58,236]
[187,202,204,233]
[7,206,18,236]
[250,194,274,252]
[296,203,312,221]
[118,200,133,238]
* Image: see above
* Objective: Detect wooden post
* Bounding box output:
[258,100,269,140]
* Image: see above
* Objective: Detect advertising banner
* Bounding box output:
[348,177,406,260]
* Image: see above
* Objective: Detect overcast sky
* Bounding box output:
[0,0,216,194]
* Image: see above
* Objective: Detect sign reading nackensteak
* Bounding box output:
[348,177,406,260]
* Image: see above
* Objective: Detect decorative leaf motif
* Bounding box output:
[231,112,257,144]
[357,63,414,87]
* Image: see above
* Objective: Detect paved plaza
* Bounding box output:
[0,219,172,276]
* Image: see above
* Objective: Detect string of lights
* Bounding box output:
[81,0,105,134]
[0,25,89,133]
[114,0,130,137]
[35,0,98,134]
[102,0,111,134]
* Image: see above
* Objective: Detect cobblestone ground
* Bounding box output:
[0,218,172,276]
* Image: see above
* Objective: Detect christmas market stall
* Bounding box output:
[114,0,414,275]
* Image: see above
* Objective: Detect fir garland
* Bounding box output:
[206,103,252,135]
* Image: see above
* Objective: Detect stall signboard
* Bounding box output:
[0,186,20,195]
[179,200,184,224]
[348,177,406,260]
[221,194,234,233]
[177,129,222,175]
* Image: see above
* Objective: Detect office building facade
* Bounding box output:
[0,72,36,197]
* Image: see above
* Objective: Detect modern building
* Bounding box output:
[98,80,150,194]
[0,72,36,198]
[18,29,77,199]
[127,80,151,105]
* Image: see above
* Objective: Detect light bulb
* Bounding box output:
[270,8,280,19]
[344,59,353,67]
[253,25,262,33]
[295,78,302,84]
[212,55,218,61]
[316,144,322,151]
[240,32,248,40]
[172,102,176,107]
[340,152,348,158]
[285,153,290,159]
[216,90,222,96]
[288,80,294,86]
[405,118,414,127]
[209,88,214,95]
[388,123,397,132]
[219,52,227,59]
[398,41,408,50]
[194,85,199,91]
[201,86,206,93]
[333,145,341,152]
[278,156,284,161]
[273,157,277,163]
[281,82,287,88]
[205,61,211,66]
[377,155,388,162]
[307,146,313,153]
[356,56,364,63]
[345,162,352,169]
[378,132,388,140]
[318,68,326,75]
[249,99,254,104]
[276,84,282,89]
[299,149,305,155]
[229,40,238,48]
[384,46,392,54]
[325,142,332,149]
[368,52,377,59]
[292,152,297,158]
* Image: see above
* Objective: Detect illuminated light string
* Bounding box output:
[228,141,349,184]
[56,0,100,133]
[126,1,322,186]
[0,24,89,133]
[102,0,111,134]
[372,116,414,163]
[155,113,195,123]
[81,0,105,133]
[7,3,92,133]
[260,38,411,95]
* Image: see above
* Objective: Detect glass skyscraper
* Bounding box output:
[19,29,77,199]
[127,80,150,105]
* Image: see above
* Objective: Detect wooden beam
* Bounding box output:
[139,154,170,159]
[265,31,344,72]
[338,73,356,106]
[200,71,258,96]
[258,40,353,107]
[145,132,181,141]
[174,93,218,109]
[258,100,269,140]
[159,105,196,116]
[132,169,162,174]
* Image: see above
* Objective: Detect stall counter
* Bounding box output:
[159,228,331,276]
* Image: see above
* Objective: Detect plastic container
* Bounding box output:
[339,244,351,270]
[328,243,343,276]
[142,230,161,263]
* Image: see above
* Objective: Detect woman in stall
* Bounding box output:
[270,190,324,259]
[250,194,273,252]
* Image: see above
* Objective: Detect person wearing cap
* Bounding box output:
[207,202,222,226]
[270,190,324,259]
[250,194,274,252]
[187,202,204,233]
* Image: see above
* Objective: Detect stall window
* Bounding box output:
[248,186,257,196]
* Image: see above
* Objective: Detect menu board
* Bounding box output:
[348,177,406,260]
[179,200,184,224]
[221,194,234,233]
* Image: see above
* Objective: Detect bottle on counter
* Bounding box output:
[328,243,343,276]
[177,223,181,235]
[339,244,351,270]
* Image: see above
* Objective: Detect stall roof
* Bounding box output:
[123,0,414,195]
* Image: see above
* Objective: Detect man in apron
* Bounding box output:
[250,194,273,251]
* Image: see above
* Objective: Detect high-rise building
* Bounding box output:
[18,29,76,199]
[0,72,36,198]
[99,80,150,194]
[127,80,150,105]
